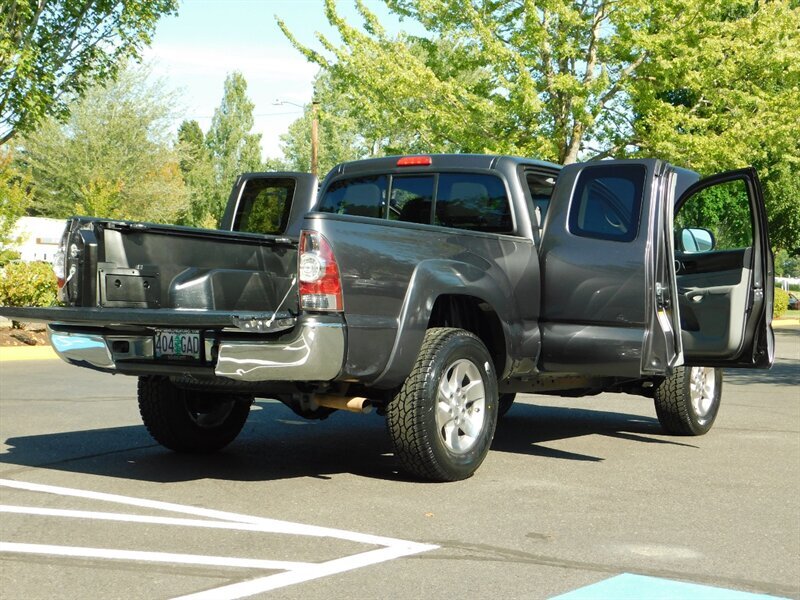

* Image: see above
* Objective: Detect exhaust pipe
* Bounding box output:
[313,394,373,414]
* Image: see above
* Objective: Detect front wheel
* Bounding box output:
[653,366,722,435]
[386,328,499,481]
[498,393,516,418]
[138,376,252,452]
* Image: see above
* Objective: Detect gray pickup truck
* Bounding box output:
[1,154,774,481]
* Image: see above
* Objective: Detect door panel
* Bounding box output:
[539,159,676,377]
[673,169,773,368]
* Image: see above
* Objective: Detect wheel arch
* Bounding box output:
[369,259,514,389]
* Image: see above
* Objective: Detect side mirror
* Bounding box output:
[680,227,715,253]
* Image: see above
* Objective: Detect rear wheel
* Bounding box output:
[654,366,722,435]
[386,328,499,481]
[138,376,252,452]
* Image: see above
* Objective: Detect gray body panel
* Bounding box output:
[308,213,541,387]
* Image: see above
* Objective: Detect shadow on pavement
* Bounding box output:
[0,399,687,483]
[493,402,697,463]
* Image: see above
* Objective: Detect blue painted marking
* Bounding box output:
[550,574,788,600]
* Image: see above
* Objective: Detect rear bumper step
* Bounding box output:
[46,315,345,383]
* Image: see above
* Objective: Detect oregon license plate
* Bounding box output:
[154,329,201,359]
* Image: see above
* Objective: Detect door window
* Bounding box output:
[675,179,753,253]
[524,171,556,223]
[569,164,645,242]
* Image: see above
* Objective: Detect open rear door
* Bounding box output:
[672,168,774,368]
[539,159,682,377]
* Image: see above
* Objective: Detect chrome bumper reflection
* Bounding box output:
[48,328,155,371]
[215,317,345,382]
[48,330,115,370]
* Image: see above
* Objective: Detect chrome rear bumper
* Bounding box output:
[48,315,345,382]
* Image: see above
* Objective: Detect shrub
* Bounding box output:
[774,288,789,319]
[0,261,58,308]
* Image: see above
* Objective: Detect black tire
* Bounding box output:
[386,328,499,481]
[653,366,722,435]
[138,376,252,452]
[498,393,516,418]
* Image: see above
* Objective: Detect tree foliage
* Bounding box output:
[0,145,32,263]
[775,249,800,278]
[279,0,800,252]
[177,119,205,175]
[279,73,371,177]
[203,72,263,224]
[19,65,188,223]
[0,259,58,307]
[631,0,800,253]
[0,0,178,145]
[175,119,217,227]
[279,0,668,163]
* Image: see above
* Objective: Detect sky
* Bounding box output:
[143,0,411,159]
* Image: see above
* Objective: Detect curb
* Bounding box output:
[773,317,800,329]
[0,345,58,362]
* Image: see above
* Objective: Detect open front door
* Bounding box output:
[672,168,774,368]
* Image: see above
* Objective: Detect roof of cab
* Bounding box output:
[327,154,561,178]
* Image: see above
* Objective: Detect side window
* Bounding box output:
[675,179,753,254]
[389,175,434,224]
[435,173,512,233]
[233,178,295,234]
[318,175,388,218]
[569,164,645,242]
[525,171,556,224]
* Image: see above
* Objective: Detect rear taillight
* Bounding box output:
[54,225,78,302]
[53,246,66,289]
[299,230,343,312]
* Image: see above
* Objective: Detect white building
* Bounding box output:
[6,217,66,264]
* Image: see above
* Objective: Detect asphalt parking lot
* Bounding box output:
[1,327,798,599]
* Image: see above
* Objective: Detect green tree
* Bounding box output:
[279,0,671,163]
[774,249,800,279]
[175,119,217,227]
[177,119,205,175]
[631,0,800,253]
[205,72,262,224]
[0,0,178,145]
[279,0,799,251]
[763,164,800,256]
[279,73,371,177]
[19,64,188,223]
[0,146,32,263]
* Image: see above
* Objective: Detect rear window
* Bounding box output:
[435,174,512,233]
[233,178,295,234]
[389,176,434,224]
[319,172,512,234]
[318,175,388,218]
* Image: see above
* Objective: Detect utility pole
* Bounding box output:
[311,98,319,179]
[273,98,320,177]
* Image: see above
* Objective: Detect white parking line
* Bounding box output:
[0,478,438,600]
[0,542,311,571]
